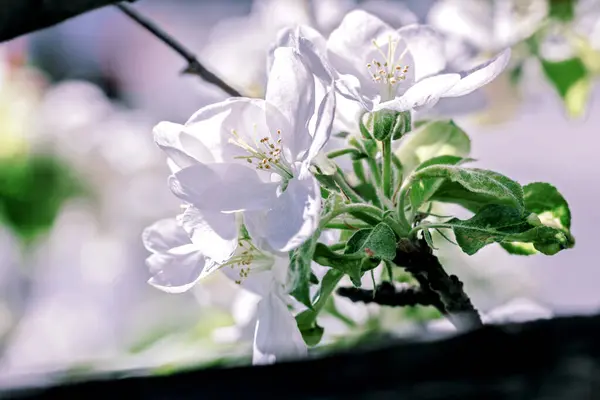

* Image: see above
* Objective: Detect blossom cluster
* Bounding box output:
[142,10,512,364]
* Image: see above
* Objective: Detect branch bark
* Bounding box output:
[394,238,483,330]
[0,0,135,42]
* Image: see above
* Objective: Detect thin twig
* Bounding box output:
[337,282,438,307]
[115,2,243,97]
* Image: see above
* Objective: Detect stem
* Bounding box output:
[116,3,242,97]
[396,187,412,232]
[327,148,360,159]
[319,204,384,230]
[328,242,346,251]
[332,169,364,203]
[367,158,381,187]
[353,160,367,183]
[382,136,393,199]
[325,222,370,230]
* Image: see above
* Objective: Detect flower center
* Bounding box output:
[224,236,273,285]
[366,35,410,100]
[229,127,293,180]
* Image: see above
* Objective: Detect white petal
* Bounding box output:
[397,24,446,81]
[153,122,212,169]
[180,207,239,264]
[252,290,307,365]
[327,10,402,99]
[147,243,210,294]
[266,47,314,161]
[375,73,461,112]
[169,163,279,213]
[441,48,511,98]
[245,175,321,252]
[183,97,271,164]
[305,86,336,165]
[269,25,330,81]
[142,218,190,254]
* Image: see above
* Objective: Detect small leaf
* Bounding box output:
[295,310,324,346]
[409,165,524,215]
[446,204,573,256]
[344,223,397,261]
[540,56,590,118]
[289,239,317,308]
[501,182,574,255]
[296,269,343,346]
[395,120,471,174]
[313,243,362,286]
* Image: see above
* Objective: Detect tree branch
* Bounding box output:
[394,238,483,331]
[337,282,439,307]
[115,3,243,98]
[0,0,135,42]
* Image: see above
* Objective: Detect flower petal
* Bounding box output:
[266,47,315,161]
[180,206,239,264]
[375,73,461,112]
[146,243,210,294]
[153,122,212,169]
[327,10,401,100]
[252,290,308,365]
[441,48,511,97]
[182,97,272,165]
[245,175,321,252]
[304,85,336,166]
[169,163,279,213]
[397,24,446,81]
[142,218,191,254]
[269,25,330,81]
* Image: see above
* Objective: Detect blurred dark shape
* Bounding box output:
[0,0,136,43]
[6,313,600,399]
[0,154,87,246]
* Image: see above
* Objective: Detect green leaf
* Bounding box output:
[289,239,317,308]
[501,182,573,255]
[344,223,397,261]
[445,204,572,256]
[548,0,575,22]
[295,310,324,346]
[522,182,571,231]
[409,165,524,216]
[395,120,471,174]
[296,269,343,346]
[408,155,472,213]
[313,172,341,194]
[313,243,362,286]
[540,56,590,118]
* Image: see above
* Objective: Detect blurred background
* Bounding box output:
[0,0,598,388]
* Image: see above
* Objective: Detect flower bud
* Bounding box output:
[362,110,412,141]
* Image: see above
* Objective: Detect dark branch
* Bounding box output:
[0,0,134,42]
[115,3,243,98]
[394,238,483,330]
[337,282,439,307]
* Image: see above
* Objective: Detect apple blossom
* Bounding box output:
[154,46,334,255]
[141,216,307,365]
